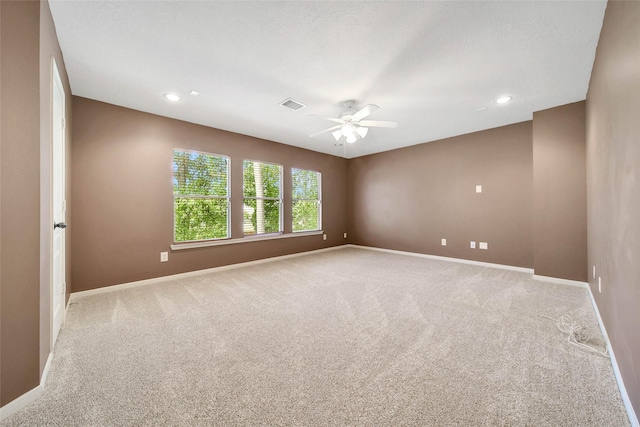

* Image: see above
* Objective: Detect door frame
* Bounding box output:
[50,56,66,348]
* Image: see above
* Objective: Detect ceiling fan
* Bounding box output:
[309,101,398,144]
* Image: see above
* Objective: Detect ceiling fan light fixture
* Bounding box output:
[341,124,356,137]
[309,102,397,144]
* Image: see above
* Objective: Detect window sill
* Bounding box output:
[170,230,324,251]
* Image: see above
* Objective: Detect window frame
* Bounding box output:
[242,159,284,236]
[172,148,231,244]
[291,168,322,233]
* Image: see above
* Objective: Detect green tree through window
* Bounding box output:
[243,160,282,235]
[292,168,321,232]
[173,150,229,242]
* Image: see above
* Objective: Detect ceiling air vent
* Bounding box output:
[280,98,305,111]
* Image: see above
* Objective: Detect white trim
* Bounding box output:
[0,352,54,421]
[171,230,323,251]
[51,56,67,354]
[350,245,637,424]
[40,353,54,388]
[5,245,636,425]
[71,245,344,300]
[586,286,639,427]
[0,386,43,421]
[532,275,589,288]
[347,244,534,273]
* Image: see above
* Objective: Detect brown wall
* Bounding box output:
[0,0,41,406]
[71,97,348,291]
[532,102,587,281]
[38,0,73,376]
[586,0,640,416]
[0,0,72,407]
[348,122,533,268]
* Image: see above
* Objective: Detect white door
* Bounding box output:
[52,58,66,346]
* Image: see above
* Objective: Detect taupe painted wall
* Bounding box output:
[39,0,73,377]
[586,0,640,415]
[348,122,533,268]
[1,0,41,406]
[0,0,72,407]
[532,102,587,281]
[1,0,632,415]
[71,97,348,291]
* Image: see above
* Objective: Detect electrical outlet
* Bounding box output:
[470,241,476,249]
[475,185,482,193]
[343,233,347,239]
[160,252,168,262]
[479,242,488,250]
[598,276,602,293]
[323,234,327,241]
[441,238,447,246]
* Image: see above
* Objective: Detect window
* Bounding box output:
[292,168,321,232]
[173,150,230,242]
[243,160,282,235]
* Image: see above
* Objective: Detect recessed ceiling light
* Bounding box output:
[163,93,181,102]
[495,96,512,104]
[189,90,200,96]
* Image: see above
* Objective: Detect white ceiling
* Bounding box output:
[49,1,606,159]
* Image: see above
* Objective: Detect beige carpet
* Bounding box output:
[3,247,630,426]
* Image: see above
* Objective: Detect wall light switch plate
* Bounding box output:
[598,277,602,293]
[441,238,447,246]
[479,242,488,250]
[476,185,482,193]
[344,233,347,239]
[470,241,476,249]
[323,234,327,241]
[160,252,168,262]
[593,266,596,279]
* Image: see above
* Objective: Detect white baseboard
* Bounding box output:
[0,352,53,422]
[2,246,348,420]
[41,352,54,387]
[349,244,637,425]
[0,386,43,422]
[587,286,639,427]
[8,244,636,425]
[71,245,347,300]
[347,244,534,273]
[532,274,588,288]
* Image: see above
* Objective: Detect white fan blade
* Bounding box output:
[356,127,368,138]
[353,104,379,121]
[308,115,345,124]
[331,130,343,141]
[358,120,398,128]
[310,124,342,138]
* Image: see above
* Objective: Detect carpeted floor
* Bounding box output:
[3,247,630,426]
